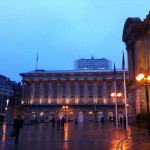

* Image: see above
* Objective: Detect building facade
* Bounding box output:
[74,57,112,70]
[122,12,150,124]
[0,75,14,114]
[20,69,128,123]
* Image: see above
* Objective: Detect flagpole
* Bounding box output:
[122,51,128,132]
[114,78,118,129]
[123,69,128,132]
[113,63,118,129]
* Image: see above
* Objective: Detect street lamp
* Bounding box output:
[111,92,122,128]
[62,106,68,121]
[136,69,150,134]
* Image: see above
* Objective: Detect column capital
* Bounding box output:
[75,78,79,82]
[66,77,70,82]
[39,80,43,83]
[30,79,35,83]
[93,78,97,82]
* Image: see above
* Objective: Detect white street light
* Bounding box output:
[111,92,122,129]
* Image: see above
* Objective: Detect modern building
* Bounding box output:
[122,12,150,124]
[74,57,112,70]
[0,75,14,114]
[19,69,128,123]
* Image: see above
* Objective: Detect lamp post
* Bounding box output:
[111,92,122,129]
[136,69,150,134]
[62,106,68,121]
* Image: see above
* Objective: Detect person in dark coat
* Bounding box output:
[51,116,55,128]
[61,117,65,130]
[119,117,123,127]
[123,116,126,129]
[13,114,24,144]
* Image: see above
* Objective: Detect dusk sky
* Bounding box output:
[0,0,150,82]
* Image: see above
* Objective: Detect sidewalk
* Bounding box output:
[123,127,150,150]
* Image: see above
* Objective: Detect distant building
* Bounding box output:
[0,75,14,114]
[19,69,128,123]
[74,57,112,70]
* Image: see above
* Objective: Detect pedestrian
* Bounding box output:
[123,116,126,129]
[109,116,112,122]
[51,116,55,128]
[13,114,24,144]
[61,117,65,130]
[119,117,123,127]
[75,118,78,125]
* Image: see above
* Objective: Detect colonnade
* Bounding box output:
[21,78,124,105]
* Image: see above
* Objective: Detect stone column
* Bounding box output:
[102,80,107,104]
[66,79,70,104]
[48,80,52,104]
[30,80,35,104]
[25,82,29,104]
[57,80,60,104]
[75,79,79,104]
[84,79,88,103]
[39,80,44,104]
[21,80,25,103]
[93,79,97,104]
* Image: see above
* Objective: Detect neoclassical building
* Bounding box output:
[122,12,150,124]
[19,69,128,123]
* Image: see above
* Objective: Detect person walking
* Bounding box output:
[119,117,123,127]
[51,116,55,128]
[13,114,24,144]
[61,117,65,130]
[75,118,78,125]
[123,116,126,129]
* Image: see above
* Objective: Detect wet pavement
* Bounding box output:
[0,122,150,150]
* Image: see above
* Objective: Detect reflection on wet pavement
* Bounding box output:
[0,122,150,150]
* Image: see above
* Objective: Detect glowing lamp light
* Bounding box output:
[139,73,144,79]
[111,93,115,97]
[147,76,150,81]
[136,76,141,81]
[117,93,122,97]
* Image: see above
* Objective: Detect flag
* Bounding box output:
[36,52,38,61]
[36,52,38,70]
[113,63,116,79]
[122,51,125,70]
